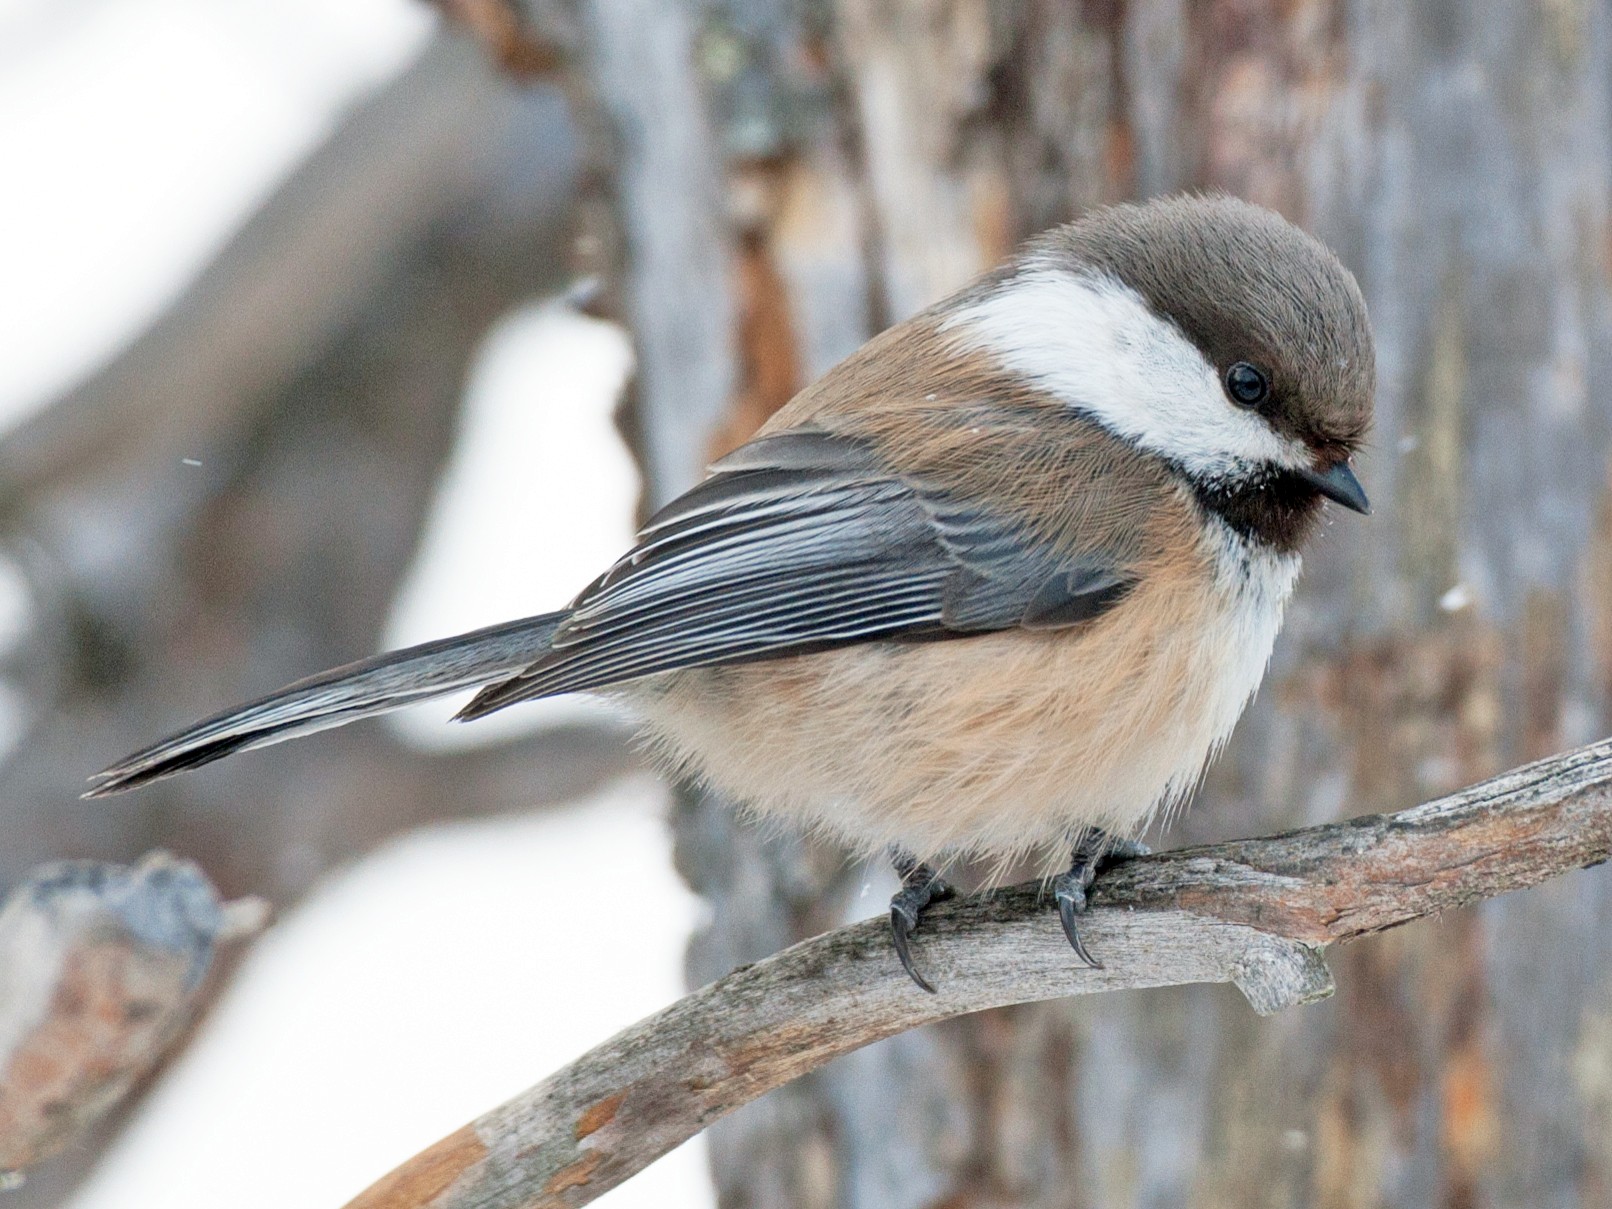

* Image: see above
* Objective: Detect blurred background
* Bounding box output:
[2,1,1612,1206]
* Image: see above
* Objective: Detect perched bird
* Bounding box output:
[89,194,1373,991]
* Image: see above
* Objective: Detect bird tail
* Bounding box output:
[84,611,566,797]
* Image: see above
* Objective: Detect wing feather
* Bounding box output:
[458,428,1138,718]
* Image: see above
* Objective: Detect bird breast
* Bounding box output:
[624,519,1298,870]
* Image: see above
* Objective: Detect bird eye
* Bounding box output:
[1225,362,1269,408]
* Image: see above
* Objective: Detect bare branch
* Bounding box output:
[0,853,264,1185]
[0,36,515,505]
[343,736,1612,1209]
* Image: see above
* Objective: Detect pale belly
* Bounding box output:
[624,540,1297,867]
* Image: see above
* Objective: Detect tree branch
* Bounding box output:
[345,736,1612,1209]
[0,853,265,1185]
[0,36,516,506]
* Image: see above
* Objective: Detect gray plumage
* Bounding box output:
[85,615,564,795]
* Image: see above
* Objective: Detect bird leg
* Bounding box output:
[1052,832,1151,968]
[887,847,953,994]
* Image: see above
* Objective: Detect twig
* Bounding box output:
[0,853,265,1185]
[346,737,1612,1209]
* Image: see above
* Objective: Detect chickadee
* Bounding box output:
[89,195,1373,991]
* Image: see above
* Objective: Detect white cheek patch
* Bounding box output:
[942,268,1310,481]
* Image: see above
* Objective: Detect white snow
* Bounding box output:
[382,301,641,749]
[66,776,713,1209]
[0,0,432,432]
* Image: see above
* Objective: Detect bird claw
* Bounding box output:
[887,852,951,993]
[1054,877,1101,967]
[890,901,936,994]
[1053,834,1150,970]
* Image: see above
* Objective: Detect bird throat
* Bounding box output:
[1187,467,1326,555]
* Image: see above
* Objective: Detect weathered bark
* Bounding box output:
[557,1,1612,1206]
[0,854,262,1183]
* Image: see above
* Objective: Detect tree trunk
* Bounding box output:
[575,1,1612,1205]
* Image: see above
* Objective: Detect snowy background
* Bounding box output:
[1,1,712,1204]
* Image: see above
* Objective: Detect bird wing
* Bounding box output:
[458,427,1137,718]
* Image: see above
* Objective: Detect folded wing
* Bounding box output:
[459,428,1135,717]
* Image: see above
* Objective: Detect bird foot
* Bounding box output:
[1053,834,1150,969]
[888,850,953,994]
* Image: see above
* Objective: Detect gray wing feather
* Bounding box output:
[88,612,565,795]
[1020,566,1134,629]
[459,429,1135,717]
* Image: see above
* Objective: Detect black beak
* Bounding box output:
[1296,460,1370,515]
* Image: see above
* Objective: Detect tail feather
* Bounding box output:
[85,611,565,797]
